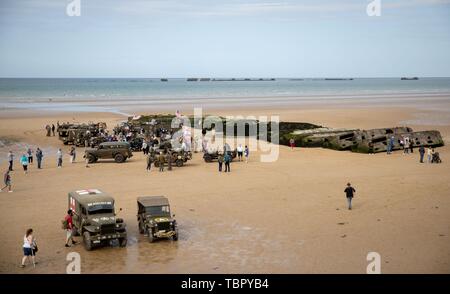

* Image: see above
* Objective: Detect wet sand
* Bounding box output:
[0,103,449,274]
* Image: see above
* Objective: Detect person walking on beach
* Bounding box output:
[45,125,51,137]
[237,144,243,161]
[404,137,410,154]
[218,152,224,172]
[51,124,56,136]
[158,152,165,172]
[146,153,153,172]
[27,148,33,164]
[7,150,14,171]
[21,228,37,268]
[1,170,12,192]
[142,141,148,155]
[20,154,29,174]
[244,145,249,163]
[427,147,433,163]
[344,183,356,210]
[57,148,63,168]
[419,145,425,163]
[69,146,76,163]
[224,152,231,173]
[64,210,77,247]
[289,138,295,150]
[387,136,394,154]
[36,148,43,169]
[410,141,414,153]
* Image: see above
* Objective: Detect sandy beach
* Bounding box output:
[0,99,449,274]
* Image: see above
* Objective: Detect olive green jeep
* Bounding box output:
[137,196,178,242]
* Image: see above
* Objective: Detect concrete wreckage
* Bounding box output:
[281,126,444,153]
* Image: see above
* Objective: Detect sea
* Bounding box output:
[0,78,450,113]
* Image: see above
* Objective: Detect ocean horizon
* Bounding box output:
[1,77,450,114]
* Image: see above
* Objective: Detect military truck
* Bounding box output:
[137,196,178,242]
[84,141,133,163]
[68,189,127,251]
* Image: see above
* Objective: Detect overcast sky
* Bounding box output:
[0,0,449,78]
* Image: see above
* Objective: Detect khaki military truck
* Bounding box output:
[68,189,127,251]
[137,196,178,243]
[84,141,133,163]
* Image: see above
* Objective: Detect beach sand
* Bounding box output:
[0,103,449,274]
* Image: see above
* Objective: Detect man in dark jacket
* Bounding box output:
[36,148,43,169]
[419,145,425,163]
[344,183,356,210]
[218,153,224,172]
[224,153,231,172]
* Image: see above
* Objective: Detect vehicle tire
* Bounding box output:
[114,153,125,163]
[172,229,179,241]
[87,154,96,164]
[119,237,127,247]
[83,231,93,251]
[176,159,183,167]
[147,229,154,243]
[204,154,212,162]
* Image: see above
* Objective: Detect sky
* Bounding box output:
[0,0,449,78]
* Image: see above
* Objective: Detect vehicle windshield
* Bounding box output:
[88,204,114,215]
[145,205,170,216]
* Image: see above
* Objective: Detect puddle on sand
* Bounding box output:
[75,218,302,274]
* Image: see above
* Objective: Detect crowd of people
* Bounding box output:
[386,135,442,163]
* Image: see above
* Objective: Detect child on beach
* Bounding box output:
[289,138,295,150]
[1,170,12,192]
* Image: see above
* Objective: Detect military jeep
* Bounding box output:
[68,189,127,251]
[137,196,178,242]
[84,141,133,163]
[153,150,192,168]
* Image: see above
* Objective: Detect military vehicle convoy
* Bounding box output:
[84,142,133,163]
[58,122,107,146]
[137,196,178,242]
[68,189,127,251]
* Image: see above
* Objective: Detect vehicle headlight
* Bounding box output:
[116,224,120,228]
[178,156,181,159]
[96,226,100,230]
